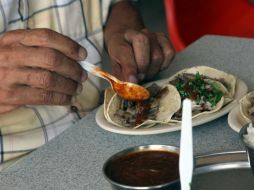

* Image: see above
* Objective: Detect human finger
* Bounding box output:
[156,32,175,70]
[142,29,164,80]
[0,105,20,113]
[0,46,86,83]
[124,29,150,79]
[109,42,138,83]
[111,59,123,81]
[0,86,73,105]
[0,67,82,96]
[1,29,87,61]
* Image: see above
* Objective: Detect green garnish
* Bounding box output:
[175,72,223,107]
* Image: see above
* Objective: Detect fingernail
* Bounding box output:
[71,96,77,104]
[81,71,87,82]
[79,47,87,60]
[76,84,83,95]
[128,75,138,83]
[138,73,145,81]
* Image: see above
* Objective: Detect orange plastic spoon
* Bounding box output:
[79,61,150,101]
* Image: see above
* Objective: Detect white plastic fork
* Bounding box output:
[179,99,193,190]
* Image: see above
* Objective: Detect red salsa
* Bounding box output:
[106,150,179,187]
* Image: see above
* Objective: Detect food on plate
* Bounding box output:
[103,66,237,129]
[104,88,116,121]
[104,82,181,128]
[239,91,254,123]
[168,66,236,121]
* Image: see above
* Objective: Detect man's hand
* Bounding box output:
[106,28,174,83]
[104,1,175,83]
[0,29,87,113]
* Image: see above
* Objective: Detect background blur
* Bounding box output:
[137,0,167,34]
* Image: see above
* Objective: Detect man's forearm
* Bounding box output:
[104,1,144,46]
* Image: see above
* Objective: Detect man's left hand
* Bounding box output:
[106,28,175,83]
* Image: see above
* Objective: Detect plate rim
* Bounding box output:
[228,105,242,133]
[227,104,249,133]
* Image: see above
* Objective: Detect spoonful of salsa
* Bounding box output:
[79,60,150,101]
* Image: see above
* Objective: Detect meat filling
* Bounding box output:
[114,83,169,128]
[170,72,223,120]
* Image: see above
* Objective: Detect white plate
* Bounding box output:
[96,79,248,135]
[228,104,249,133]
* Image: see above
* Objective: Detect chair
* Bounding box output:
[164,0,254,52]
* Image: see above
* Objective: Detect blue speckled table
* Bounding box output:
[0,35,253,190]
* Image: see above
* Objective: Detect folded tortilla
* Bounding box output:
[104,82,181,129]
[104,88,116,121]
[168,66,236,122]
[239,91,254,123]
[168,66,236,104]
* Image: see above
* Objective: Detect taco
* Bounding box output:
[104,81,181,129]
[103,66,236,128]
[168,66,236,121]
[239,91,254,123]
[169,66,236,104]
[104,88,116,121]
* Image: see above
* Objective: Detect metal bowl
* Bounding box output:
[102,144,180,190]
[103,145,253,190]
[192,151,253,190]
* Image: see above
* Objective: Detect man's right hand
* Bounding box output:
[0,29,87,113]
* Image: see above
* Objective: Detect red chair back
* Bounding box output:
[164,0,254,52]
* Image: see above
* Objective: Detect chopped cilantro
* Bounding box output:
[175,72,223,107]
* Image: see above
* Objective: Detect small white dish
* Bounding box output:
[228,104,249,133]
[227,105,242,132]
[96,79,248,135]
